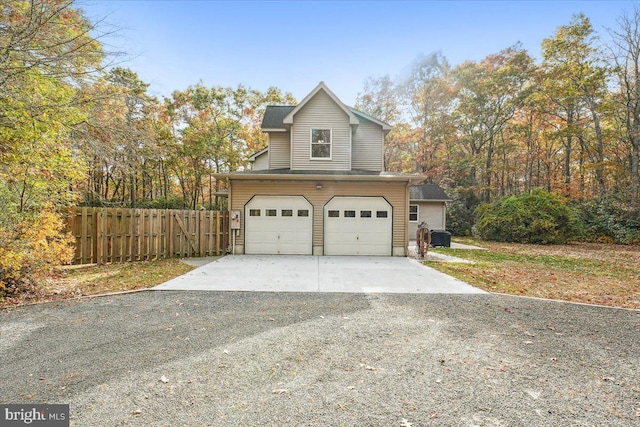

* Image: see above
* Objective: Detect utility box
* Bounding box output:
[230,210,241,230]
[430,230,451,248]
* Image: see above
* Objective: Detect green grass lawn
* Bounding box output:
[1,258,195,307]
[427,240,640,309]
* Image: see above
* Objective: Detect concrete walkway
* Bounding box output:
[407,241,478,263]
[155,255,484,294]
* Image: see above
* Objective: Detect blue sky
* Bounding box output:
[82,1,637,105]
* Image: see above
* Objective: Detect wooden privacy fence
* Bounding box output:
[65,207,230,265]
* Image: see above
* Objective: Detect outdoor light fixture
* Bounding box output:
[316,184,322,189]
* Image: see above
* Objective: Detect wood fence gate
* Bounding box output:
[65,208,230,265]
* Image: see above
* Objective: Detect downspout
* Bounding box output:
[229,179,234,254]
[405,181,411,256]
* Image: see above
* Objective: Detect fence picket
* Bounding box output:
[66,207,228,264]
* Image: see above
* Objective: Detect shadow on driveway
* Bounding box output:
[1,291,638,426]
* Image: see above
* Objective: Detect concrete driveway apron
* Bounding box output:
[154,255,484,294]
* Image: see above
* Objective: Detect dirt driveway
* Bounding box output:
[1,291,638,426]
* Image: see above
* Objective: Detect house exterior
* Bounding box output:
[218,82,422,256]
[409,184,451,238]
[247,147,269,171]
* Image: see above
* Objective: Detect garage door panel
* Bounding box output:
[245,196,312,255]
[324,197,392,256]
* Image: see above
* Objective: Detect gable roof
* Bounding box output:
[261,105,391,132]
[247,146,268,162]
[410,184,451,201]
[282,81,359,126]
[349,107,392,132]
[261,105,295,130]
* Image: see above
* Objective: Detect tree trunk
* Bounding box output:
[631,135,640,202]
[590,105,606,192]
[563,110,573,198]
[484,135,494,202]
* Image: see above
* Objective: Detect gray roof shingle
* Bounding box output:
[410,184,451,201]
[261,105,389,130]
[261,106,295,129]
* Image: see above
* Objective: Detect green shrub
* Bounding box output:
[137,195,187,209]
[573,197,640,244]
[474,190,582,244]
[446,187,481,236]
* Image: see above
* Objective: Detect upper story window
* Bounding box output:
[310,129,331,159]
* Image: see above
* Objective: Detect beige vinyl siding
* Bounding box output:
[252,152,268,170]
[290,90,351,170]
[409,201,447,238]
[268,132,290,169]
[352,120,384,171]
[230,179,408,251]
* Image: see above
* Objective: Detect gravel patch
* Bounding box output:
[1,291,638,426]
[179,256,221,267]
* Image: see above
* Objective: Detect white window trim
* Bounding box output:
[409,204,419,222]
[310,128,332,160]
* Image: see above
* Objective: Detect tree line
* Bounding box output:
[0,0,294,293]
[2,1,639,295]
[78,72,295,210]
[355,12,640,237]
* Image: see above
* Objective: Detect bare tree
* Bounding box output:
[607,7,640,200]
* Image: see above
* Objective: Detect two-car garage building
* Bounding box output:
[219,82,424,257]
[224,171,417,257]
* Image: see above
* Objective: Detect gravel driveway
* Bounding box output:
[1,291,639,426]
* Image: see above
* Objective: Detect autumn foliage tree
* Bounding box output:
[358,9,640,240]
[0,0,104,295]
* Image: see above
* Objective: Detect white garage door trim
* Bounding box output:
[245,195,313,255]
[324,196,392,256]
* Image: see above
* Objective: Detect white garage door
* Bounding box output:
[324,196,392,256]
[245,196,313,255]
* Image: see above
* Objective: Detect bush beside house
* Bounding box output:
[473,191,582,244]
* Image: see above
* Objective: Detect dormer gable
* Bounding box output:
[282,82,359,127]
[260,82,391,172]
[349,108,392,134]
